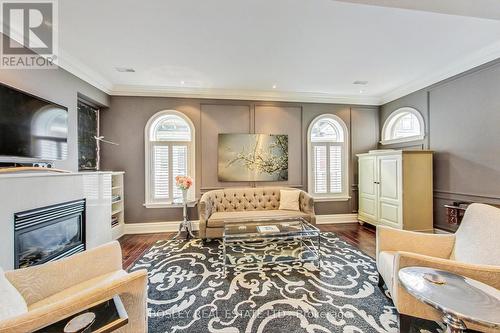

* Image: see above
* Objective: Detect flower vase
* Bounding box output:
[182,189,188,204]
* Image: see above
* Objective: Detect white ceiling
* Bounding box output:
[335,0,500,20]
[57,0,500,105]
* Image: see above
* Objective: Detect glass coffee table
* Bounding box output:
[222,217,321,274]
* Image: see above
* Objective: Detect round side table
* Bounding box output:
[172,199,198,240]
[398,266,500,333]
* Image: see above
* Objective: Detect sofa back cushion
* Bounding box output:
[279,189,301,211]
[453,203,500,266]
[209,187,294,213]
[0,267,28,321]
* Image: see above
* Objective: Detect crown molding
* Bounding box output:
[379,40,500,104]
[57,49,113,94]
[109,85,382,105]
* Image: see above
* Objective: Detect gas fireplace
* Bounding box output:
[14,199,86,269]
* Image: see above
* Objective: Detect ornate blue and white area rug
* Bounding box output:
[129,233,442,333]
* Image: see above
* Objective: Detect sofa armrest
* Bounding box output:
[376,226,455,262]
[198,193,214,222]
[198,192,215,239]
[393,251,500,321]
[299,191,315,215]
[0,269,148,333]
[5,241,123,306]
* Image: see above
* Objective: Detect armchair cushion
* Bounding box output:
[0,267,27,321]
[452,203,500,266]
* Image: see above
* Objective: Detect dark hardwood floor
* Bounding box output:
[118,223,376,269]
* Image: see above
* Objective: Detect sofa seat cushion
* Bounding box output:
[207,210,310,228]
[29,270,127,311]
[377,251,396,295]
[0,267,28,321]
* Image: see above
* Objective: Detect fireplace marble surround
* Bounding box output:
[0,172,113,270]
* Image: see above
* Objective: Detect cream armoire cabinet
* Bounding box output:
[357,150,433,231]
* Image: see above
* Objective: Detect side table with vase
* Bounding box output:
[173,176,196,240]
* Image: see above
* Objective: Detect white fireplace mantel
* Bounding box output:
[0,171,113,270]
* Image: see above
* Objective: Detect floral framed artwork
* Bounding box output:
[218,134,288,181]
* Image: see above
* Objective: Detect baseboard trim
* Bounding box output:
[111,223,125,240]
[316,213,358,224]
[123,220,200,235]
[121,214,357,236]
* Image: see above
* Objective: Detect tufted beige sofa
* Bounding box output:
[198,187,315,239]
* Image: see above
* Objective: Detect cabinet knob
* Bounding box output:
[374,181,380,184]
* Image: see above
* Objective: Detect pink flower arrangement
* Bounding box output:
[175,175,193,190]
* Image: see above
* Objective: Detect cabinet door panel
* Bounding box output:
[379,202,399,226]
[378,155,402,227]
[379,158,399,200]
[358,156,377,220]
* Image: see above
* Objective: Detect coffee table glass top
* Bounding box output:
[222,217,320,270]
[399,266,500,329]
[223,217,319,240]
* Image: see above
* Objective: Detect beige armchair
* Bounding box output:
[0,241,148,333]
[199,187,316,239]
[376,203,500,332]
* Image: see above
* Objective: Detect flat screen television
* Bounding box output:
[0,82,68,161]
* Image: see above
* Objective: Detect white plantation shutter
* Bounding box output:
[313,145,328,193]
[153,145,169,199]
[172,145,188,200]
[146,111,194,205]
[329,145,342,193]
[308,115,348,199]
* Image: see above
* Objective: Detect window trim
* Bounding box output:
[380,107,425,145]
[307,114,350,201]
[144,110,195,208]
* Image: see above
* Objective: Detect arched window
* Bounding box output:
[307,114,349,200]
[145,110,195,207]
[381,107,425,145]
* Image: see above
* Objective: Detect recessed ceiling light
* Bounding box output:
[359,90,364,94]
[272,84,277,89]
[181,81,185,85]
[115,67,135,73]
[353,80,368,85]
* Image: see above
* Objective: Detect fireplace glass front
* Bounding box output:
[14,199,86,269]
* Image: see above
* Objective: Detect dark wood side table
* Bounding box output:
[399,267,500,333]
[35,295,128,333]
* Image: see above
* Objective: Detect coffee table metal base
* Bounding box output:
[223,235,321,275]
[443,313,467,333]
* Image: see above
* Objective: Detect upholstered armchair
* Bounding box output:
[376,203,500,332]
[199,187,316,239]
[0,241,148,333]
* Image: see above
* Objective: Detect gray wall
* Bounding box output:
[380,59,500,231]
[100,98,379,224]
[0,66,110,171]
